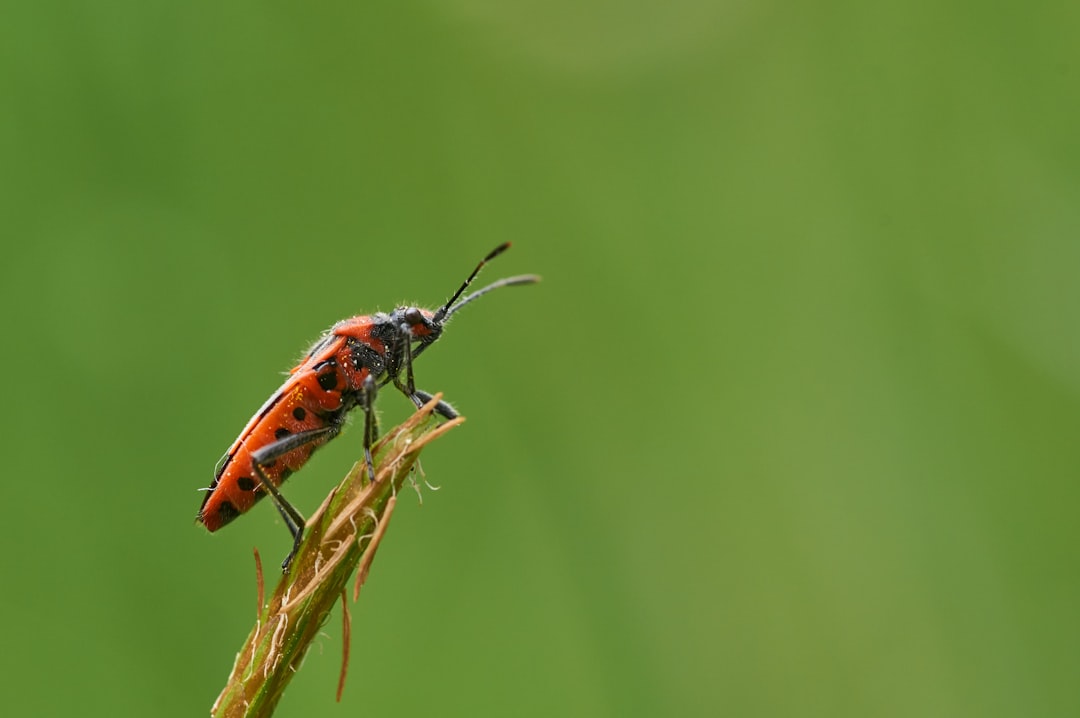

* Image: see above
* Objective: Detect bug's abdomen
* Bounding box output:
[199,362,358,532]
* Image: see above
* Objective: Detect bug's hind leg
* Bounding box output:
[250,425,339,572]
[252,462,305,573]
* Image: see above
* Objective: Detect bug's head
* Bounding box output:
[398,306,441,342]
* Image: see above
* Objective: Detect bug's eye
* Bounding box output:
[404,307,424,325]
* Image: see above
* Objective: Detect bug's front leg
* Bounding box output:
[390,363,457,419]
[411,389,458,420]
[391,337,457,419]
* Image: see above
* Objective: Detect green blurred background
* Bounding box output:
[3,1,1079,715]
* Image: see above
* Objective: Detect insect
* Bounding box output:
[198,243,538,570]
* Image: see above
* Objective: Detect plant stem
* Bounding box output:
[211,396,464,717]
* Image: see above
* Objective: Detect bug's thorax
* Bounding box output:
[327,308,443,384]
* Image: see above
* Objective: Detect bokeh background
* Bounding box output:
[3,1,1079,716]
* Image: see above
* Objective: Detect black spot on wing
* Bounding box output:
[312,360,340,392]
[217,500,241,525]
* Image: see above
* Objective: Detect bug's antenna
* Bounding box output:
[444,274,541,320]
[433,243,539,323]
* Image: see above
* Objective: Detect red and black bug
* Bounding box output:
[198,243,538,570]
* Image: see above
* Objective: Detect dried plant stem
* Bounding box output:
[211,395,464,717]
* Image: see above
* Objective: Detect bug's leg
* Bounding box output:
[402,334,417,396]
[250,425,340,572]
[392,369,456,418]
[411,388,458,420]
[360,374,379,484]
[391,338,456,420]
[252,462,305,572]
